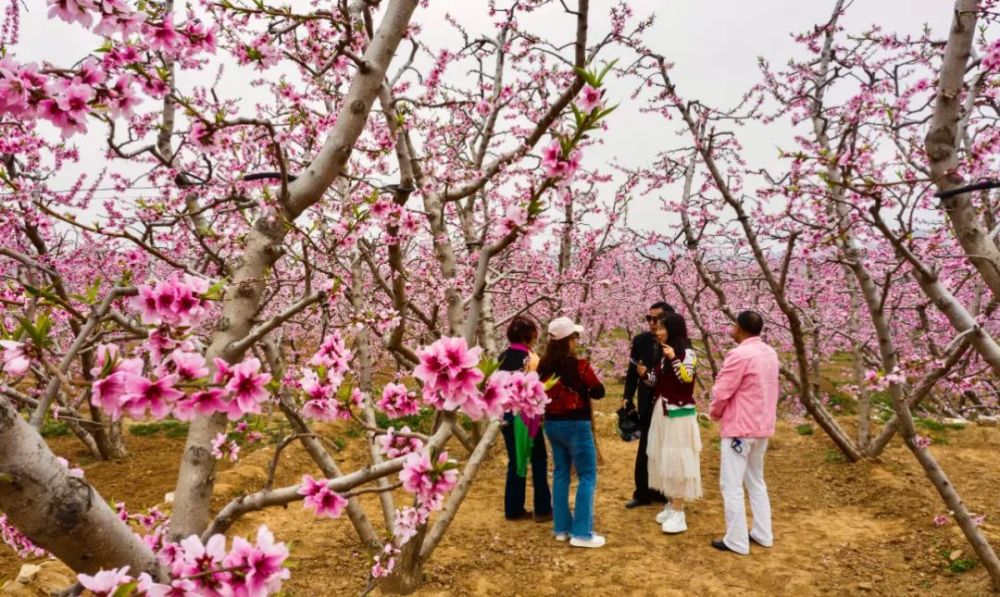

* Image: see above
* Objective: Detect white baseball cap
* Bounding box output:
[548,317,584,341]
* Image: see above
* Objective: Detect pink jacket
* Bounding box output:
[709,337,780,439]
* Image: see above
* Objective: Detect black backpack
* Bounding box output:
[617,403,640,441]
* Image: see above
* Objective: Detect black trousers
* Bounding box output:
[633,393,667,503]
[501,412,552,518]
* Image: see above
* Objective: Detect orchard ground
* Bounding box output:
[2,382,999,596]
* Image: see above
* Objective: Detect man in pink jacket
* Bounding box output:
[708,311,780,555]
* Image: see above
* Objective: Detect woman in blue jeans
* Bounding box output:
[538,317,606,548]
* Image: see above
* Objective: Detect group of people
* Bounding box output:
[498,302,780,554]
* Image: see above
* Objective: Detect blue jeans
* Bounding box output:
[501,412,552,519]
[544,420,597,539]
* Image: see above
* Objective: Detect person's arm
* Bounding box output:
[709,350,746,420]
[580,360,606,400]
[623,335,640,404]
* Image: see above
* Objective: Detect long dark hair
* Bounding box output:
[659,312,692,358]
[538,335,576,381]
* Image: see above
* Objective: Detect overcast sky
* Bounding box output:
[15,1,955,233]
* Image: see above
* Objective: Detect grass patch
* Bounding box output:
[41,419,71,438]
[129,420,189,437]
[824,449,846,464]
[949,558,976,574]
[374,408,436,434]
[795,424,814,436]
[916,418,967,432]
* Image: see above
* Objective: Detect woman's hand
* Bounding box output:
[636,362,648,378]
[662,344,676,360]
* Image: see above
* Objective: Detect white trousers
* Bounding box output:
[719,437,773,555]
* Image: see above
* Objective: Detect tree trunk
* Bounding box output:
[169,0,422,540]
[889,385,1000,591]
[0,398,160,577]
[382,420,503,595]
[925,0,1000,303]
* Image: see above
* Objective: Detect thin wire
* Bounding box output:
[0,185,168,196]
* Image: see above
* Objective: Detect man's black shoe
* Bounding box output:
[625,498,651,509]
[711,539,738,553]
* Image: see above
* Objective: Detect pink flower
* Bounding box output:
[933,514,949,527]
[211,433,239,462]
[299,368,332,401]
[0,340,29,377]
[188,120,218,151]
[224,358,271,419]
[413,337,483,411]
[0,514,47,558]
[310,333,352,381]
[222,525,290,596]
[169,350,208,380]
[541,138,563,172]
[134,284,161,324]
[174,533,228,588]
[213,357,234,385]
[983,39,1000,72]
[913,435,932,450]
[78,566,132,597]
[377,383,420,418]
[301,397,343,422]
[505,371,549,418]
[297,474,348,518]
[173,388,226,421]
[148,13,181,54]
[91,356,144,420]
[399,451,434,499]
[377,426,424,459]
[47,0,96,29]
[53,79,94,121]
[108,74,141,118]
[392,507,426,544]
[38,98,85,138]
[56,456,84,479]
[122,374,183,419]
[576,84,603,113]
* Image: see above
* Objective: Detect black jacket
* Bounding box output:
[498,346,530,373]
[623,331,662,404]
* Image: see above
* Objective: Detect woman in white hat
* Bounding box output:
[537,317,606,548]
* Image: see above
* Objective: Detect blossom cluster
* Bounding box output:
[412,336,549,421]
[540,139,582,183]
[297,475,349,519]
[0,514,47,559]
[89,277,272,422]
[0,339,29,377]
[3,3,217,138]
[377,383,421,419]
[377,426,425,459]
[78,525,289,597]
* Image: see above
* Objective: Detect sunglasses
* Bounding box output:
[645,315,657,322]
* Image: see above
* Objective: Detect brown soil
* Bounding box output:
[3,396,999,596]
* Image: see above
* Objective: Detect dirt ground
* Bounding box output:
[3,391,1000,596]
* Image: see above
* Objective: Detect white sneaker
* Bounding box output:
[569,533,606,548]
[655,507,671,525]
[661,510,687,534]
[554,532,569,542]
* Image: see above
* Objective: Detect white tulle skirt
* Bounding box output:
[646,408,703,501]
